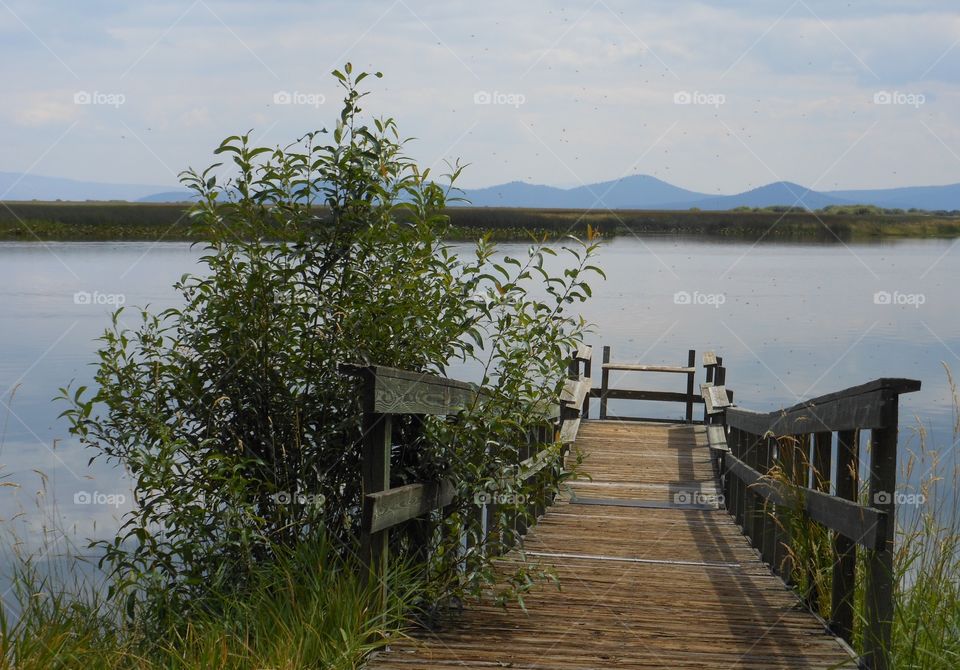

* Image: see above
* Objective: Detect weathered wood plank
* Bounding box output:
[685,349,696,423]
[724,453,887,549]
[534,399,562,420]
[701,383,732,414]
[865,418,899,670]
[726,378,920,435]
[726,391,886,434]
[372,372,478,415]
[560,377,591,410]
[832,429,859,641]
[574,342,593,362]
[341,364,480,415]
[569,496,719,511]
[602,363,696,373]
[703,351,718,366]
[706,424,730,452]
[590,387,704,404]
[518,447,560,481]
[558,417,580,444]
[599,345,611,419]
[778,377,920,411]
[364,480,456,534]
[368,421,855,670]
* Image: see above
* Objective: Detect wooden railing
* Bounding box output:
[342,347,592,588]
[593,346,703,422]
[715,377,921,670]
[700,351,733,423]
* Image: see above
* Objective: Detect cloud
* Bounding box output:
[0,0,957,192]
[179,106,211,128]
[11,95,79,127]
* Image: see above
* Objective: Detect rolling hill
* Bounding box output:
[0,171,956,211]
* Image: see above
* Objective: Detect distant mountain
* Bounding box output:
[464,175,707,209]
[674,182,854,211]
[460,177,959,211]
[138,190,196,202]
[826,184,960,211]
[2,169,957,211]
[0,171,186,202]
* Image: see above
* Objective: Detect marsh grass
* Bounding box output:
[1,388,416,670]
[0,531,419,670]
[765,366,960,668]
[3,203,960,242]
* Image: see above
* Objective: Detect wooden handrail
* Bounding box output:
[595,346,700,423]
[726,378,920,435]
[345,346,592,595]
[602,363,694,373]
[717,376,920,670]
[722,451,887,548]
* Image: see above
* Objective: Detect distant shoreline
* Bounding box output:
[1,201,958,242]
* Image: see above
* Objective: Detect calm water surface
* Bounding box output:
[0,237,957,559]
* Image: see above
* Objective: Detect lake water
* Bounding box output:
[1,236,958,562]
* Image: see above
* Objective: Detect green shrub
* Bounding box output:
[59,64,601,624]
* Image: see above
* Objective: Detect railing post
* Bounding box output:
[484,438,501,556]
[599,345,611,419]
[719,418,732,515]
[741,430,756,543]
[515,433,531,540]
[864,398,899,670]
[484,500,500,556]
[729,428,746,530]
[759,435,776,567]
[685,348,696,423]
[534,423,547,519]
[831,429,859,643]
[583,350,592,419]
[772,437,790,580]
[360,369,392,598]
[777,434,806,587]
[745,432,765,553]
[807,430,832,611]
[812,431,832,491]
[409,415,432,569]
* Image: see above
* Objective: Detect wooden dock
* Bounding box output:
[353,347,919,669]
[368,421,856,669]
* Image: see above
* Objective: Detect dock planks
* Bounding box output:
[367,421,856,669]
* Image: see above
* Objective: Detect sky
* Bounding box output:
[2,0,959,193]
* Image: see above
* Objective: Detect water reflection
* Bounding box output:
[0,237,957,557]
